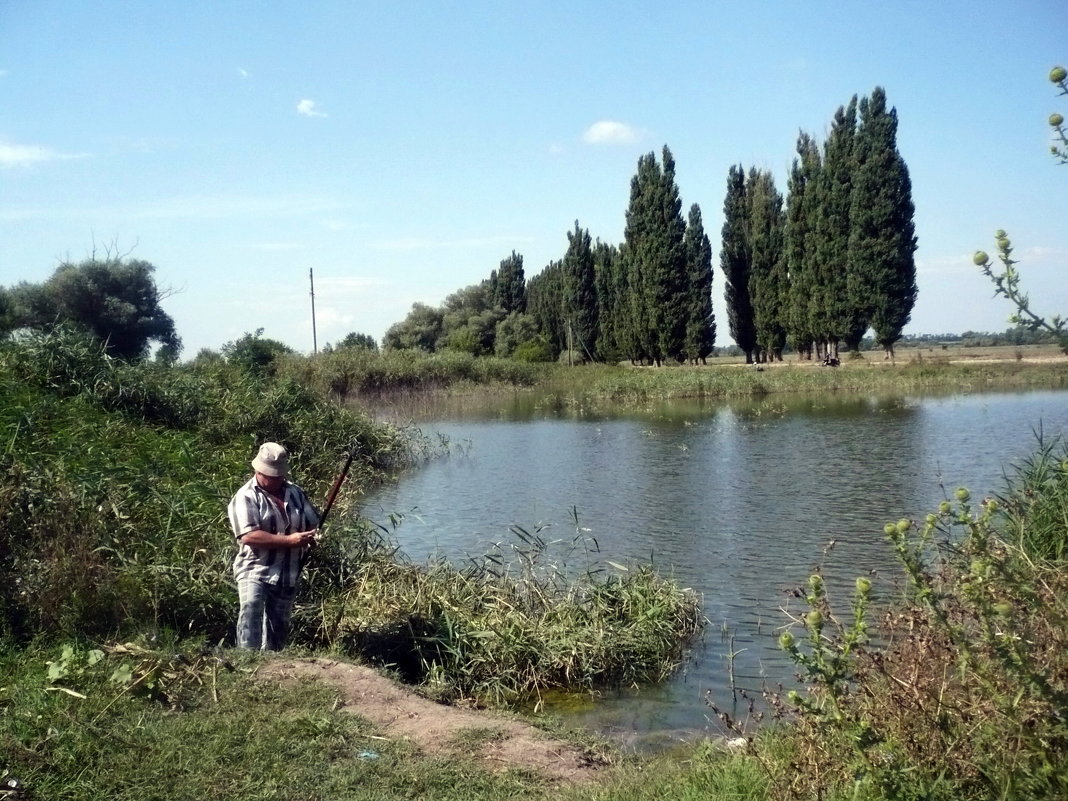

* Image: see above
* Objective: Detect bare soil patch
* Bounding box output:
[258,657,607,784]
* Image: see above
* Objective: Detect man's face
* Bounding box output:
[255,471,285,493]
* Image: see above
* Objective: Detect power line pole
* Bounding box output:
[309,268,318,355]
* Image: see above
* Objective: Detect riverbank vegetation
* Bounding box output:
[0,329,711,798]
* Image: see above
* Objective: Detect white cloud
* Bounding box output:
[296,98,326,117]
[583,120,640,145]
[0,140,87,168]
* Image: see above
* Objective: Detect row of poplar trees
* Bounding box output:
[384,86,916,365]
[526,147,715,366]
[725,86,918,363]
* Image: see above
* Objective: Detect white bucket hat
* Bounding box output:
[251,442,290,477]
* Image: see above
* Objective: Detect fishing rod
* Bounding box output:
[301,441,358,568]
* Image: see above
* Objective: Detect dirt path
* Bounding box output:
[258,657,606,784]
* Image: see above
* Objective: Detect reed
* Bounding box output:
[312,523,705,705]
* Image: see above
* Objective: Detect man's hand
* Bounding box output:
[290,529,318,547]
[238,529,318,549]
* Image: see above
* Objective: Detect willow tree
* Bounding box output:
[8,256,181,361]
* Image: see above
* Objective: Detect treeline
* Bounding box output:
[386,85,917,365]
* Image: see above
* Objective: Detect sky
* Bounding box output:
[1,1,1066,358]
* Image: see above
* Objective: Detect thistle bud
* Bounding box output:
[1051,66,1067,84]
[896,518,911,534]
[855,577,872,595]
[939,501,952,515]
[973,250,989,266]
[808,574,823,591]
[884,522,897,536]
[1051,113,1065,128]
[779,631,795,650]
[955,488,971,502]
[787,689,802,705]
[806,610,823,630]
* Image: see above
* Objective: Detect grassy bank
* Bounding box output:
[2,331,1066,799]
[273,345,1068,408]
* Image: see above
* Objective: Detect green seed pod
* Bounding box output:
[778,631,795,650]
[996,237,1011,252]
[806,610,823,629]
[939,501,952,515]
[855,577,872,595]
[896,518,911,534]
[973,250,989,266]
[883,522,897,536]
[955,488,971,502]
[925,513,938,525]
[1051,113,1065,128]
[1051,66,1067,84]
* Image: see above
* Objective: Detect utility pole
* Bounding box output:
[309,268,318,355]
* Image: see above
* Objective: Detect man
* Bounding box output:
[227,442,319,650]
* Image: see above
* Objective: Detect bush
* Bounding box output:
[767,459,1068,800]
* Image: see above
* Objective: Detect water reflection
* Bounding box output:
[362,388,1068,749]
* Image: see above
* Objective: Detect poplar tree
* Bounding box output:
[683,203,715,363]
[622,153,658,363]
[562,220,598,362]
[491,251,526,313]
[622,146,689,365]
[594,240,624,362]
[848,87,917,360]
[721,164,757,363]
[526,260,565,359]
[810,97,858,357]
[747,169,787,361]
[784,132,822,359]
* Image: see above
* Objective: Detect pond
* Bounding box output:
[360,388,1068,750]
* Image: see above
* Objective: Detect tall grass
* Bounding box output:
[0,328,411,643]
[310,522,705,705]
[273,347,1068,408]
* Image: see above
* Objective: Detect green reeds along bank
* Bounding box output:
[311,524,706,706]
[0,328,412,643]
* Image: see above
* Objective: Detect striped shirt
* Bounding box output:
[227,476,319,588]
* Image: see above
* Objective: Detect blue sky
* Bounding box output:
[2,1,1066,357]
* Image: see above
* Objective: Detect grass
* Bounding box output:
[312,523,705,705]
[0,639,775,801]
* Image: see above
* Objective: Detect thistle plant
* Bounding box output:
[1049,65,1068,164]
[973,232,1068,355]
[973,64,1068,356]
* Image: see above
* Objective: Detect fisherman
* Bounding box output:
[227,442,319,650]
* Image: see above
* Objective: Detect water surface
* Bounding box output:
[362,388,1068,749]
